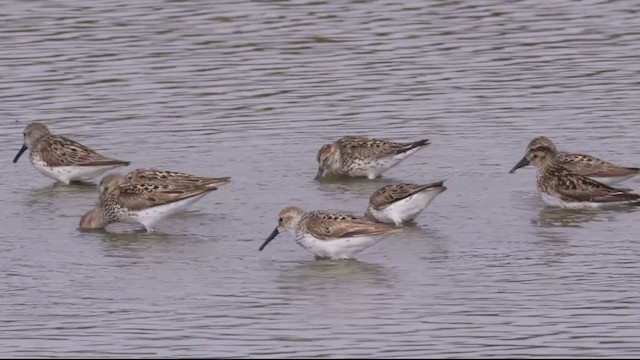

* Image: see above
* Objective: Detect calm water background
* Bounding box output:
[2,0,640,357]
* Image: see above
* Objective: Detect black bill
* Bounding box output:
[509,156,530,173]
[13,143,27,163]
[259,227,280,251]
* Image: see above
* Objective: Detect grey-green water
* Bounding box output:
[2,0,640,357]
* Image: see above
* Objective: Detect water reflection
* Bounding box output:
[3,0,640,356]
[532,207,601,228]
[532,205,640,228]
[95,229,192,260]
[22,182,98,220]
[28,181,97,198]
[315,176,394,198]
[404,224,451,259]
[277,259,395,289]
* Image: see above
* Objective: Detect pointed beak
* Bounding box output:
[13,143,27,163]
[259,227,280,251]
[314,168,325,180]
[509,156,530,173]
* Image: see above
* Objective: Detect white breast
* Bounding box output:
[30,155,122,184]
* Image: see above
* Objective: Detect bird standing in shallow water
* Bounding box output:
[510,136,640,185]
[259,206,403,260]
[510,142,640,209]
[314,136,430,180]
[80,169,231,232]
[13,122,130,185]
[366,181,447,226]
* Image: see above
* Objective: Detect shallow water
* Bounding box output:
[2,0,640,357]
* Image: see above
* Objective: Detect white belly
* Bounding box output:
[125,193,209,231]
[368,188,443,226]
[365,148,422,179]
[540,192,603,209]
[344,147,423,179]
[295,233,390,260]
[31,158,123,184]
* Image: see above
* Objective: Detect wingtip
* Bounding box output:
[81,159,131,167]
[416,139,430,147]
[420,179,446,189]
[398,138,431,154]
[205,176,232,188]
[104,157,130,166]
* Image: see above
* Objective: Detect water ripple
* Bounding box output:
[2,0,640,357]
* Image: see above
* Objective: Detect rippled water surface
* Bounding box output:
[2,0,640,357]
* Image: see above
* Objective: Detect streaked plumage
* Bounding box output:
[510,136,640,185]
[366,181,447,226]
[80,169,231,232]
[315,136,430,180]
[13,122,130,184]
[258,206,403,259]
[124,168,228,187]
[510,142,640,209]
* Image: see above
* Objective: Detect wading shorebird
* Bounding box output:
[13,122,130,184]
[365,181,447,226]
[510,136,640,185]
[510,142,640,209]
[80,169,231,232]
[259,206,403,260]
[314,136,430,180]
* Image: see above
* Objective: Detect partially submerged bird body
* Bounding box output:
[80,169,231,231]
[259,207,403,260]
[315,136,430,180]
[366,181,447,226]
[13,123,130,184]
[510,141,640,209]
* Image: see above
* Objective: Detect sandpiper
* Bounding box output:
[510,136,640,185]
[365,181,447,226]
[314,136,430,180]
[13,122,130,184]
[80,169,231,232]
[258,206,403,260]
[510,142,640,209]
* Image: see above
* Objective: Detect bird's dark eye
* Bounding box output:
[278,217,283,223]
